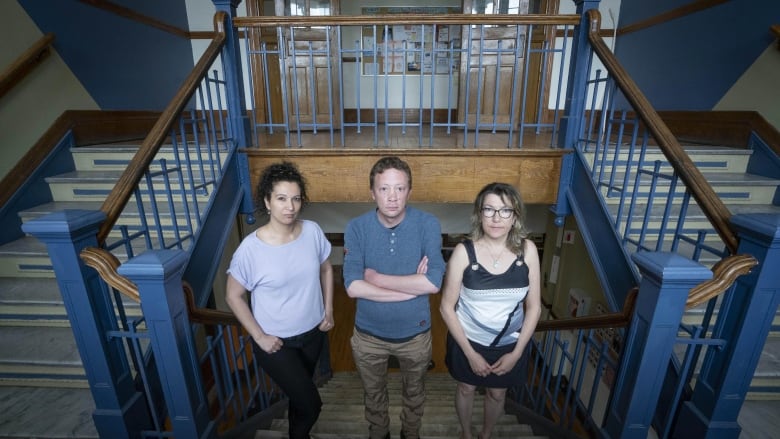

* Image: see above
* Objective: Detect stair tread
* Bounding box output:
[0,236,47,256]
[602,171,780,185]
[0,326,82,365]
[45,169,216,182]
[0,277,62,303]
[259,372,544,438]
[18,200,195,219]
[0,386,97,438]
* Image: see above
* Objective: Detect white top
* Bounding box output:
[227,220,331,337]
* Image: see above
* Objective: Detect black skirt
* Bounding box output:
[445,332,527,388]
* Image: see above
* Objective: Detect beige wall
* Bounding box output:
[540,213,607,317]
[715,43,780,130]
[0,1,98,181]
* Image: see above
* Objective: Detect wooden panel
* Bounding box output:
[244,149,566,204]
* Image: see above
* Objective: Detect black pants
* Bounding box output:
[254,326,325,439]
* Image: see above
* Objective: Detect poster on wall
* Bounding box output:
[360,6,461,76]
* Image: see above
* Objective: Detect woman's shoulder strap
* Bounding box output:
[462,239,477,264]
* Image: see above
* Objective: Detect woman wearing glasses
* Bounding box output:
[439,182,541,439]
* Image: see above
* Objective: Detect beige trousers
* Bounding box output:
[351,328,432,439]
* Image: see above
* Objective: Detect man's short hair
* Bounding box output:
[369,156,412,190]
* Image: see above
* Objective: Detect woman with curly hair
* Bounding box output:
[225,161,334,439]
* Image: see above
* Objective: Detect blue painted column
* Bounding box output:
[552,0,600,221]
[22,210,151,438]
[557,0,600,150]
[602,251,712,439]
[118,249,216,439]
[674,213,780,438]
[212,0,256,219]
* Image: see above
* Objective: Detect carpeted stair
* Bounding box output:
[253,371,548,439]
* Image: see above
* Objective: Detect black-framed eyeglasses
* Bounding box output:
[481,207,514,219]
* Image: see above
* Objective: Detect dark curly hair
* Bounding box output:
[255,161,308,214]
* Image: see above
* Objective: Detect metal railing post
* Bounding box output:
[22,210,152,438]
[119,249,217,439]
[602,251,711,439]
[674,213,780,438]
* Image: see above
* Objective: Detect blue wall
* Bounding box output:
[18,0,195,110]
[615,0,780,110]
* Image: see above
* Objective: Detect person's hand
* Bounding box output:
[319,314,335,332]
[364,268,378,284]
[491,353,520,376]
[416,256,428,274]
[255,334,283,354]
[466,351,492,377]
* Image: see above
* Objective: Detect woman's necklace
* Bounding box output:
[483,242,506,269]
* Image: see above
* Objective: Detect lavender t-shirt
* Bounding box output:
[227,220,331,338]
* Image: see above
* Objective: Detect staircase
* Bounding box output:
[0,141,223,438]
[588,144,780,400]
[0,140,777,437]
[254,371,547,439]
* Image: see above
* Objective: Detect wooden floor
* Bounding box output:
[327,266,449,373]
[254,125,558,151]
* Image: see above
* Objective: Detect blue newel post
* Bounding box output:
[118,249,216,439]
[602,251,712,439]
[22,210,151,438]
[674,213,780,438]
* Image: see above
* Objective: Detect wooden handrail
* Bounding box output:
[686,254,757,308]
[0,33,55,101]
[96,11,228,244]
[183,282,240,326]
[80,247,140,303]
[79,247,240,326]
[586,9,738,254]
[536,288,638,332]
[234,13,581,28]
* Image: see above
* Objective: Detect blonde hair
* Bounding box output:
[468,182,529,255]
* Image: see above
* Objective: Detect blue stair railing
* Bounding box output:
[532,4,779,438]
[18,1,780,438]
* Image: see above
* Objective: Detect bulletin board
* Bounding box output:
[361,6,462,75]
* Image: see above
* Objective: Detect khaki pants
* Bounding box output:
[351,328,432,439]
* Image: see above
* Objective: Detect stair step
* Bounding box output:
[18,200,207,242]
[0,277,141,326]
[598,172,779,205]
[45,170,216,202]
[0,326,87,386]
[0,386,97,438]
[270,419,536,436]
[0,235,153,278]
[71,145,228,172]
[584,145,752,174]
[257,372,546,438]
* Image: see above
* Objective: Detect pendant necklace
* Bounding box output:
[485,243,505,269]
